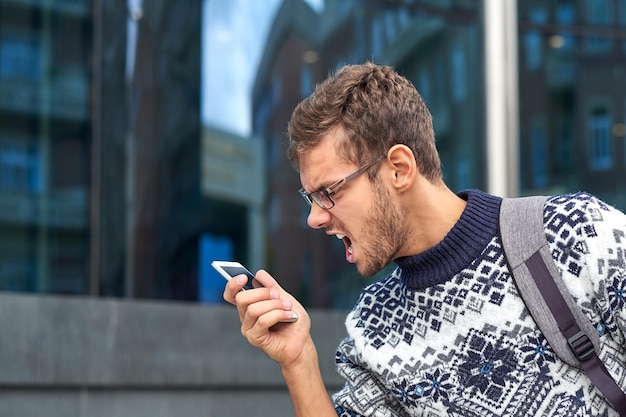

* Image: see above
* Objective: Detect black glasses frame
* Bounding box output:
[298,159,379,210]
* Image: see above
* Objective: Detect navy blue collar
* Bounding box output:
[394,189,502,289]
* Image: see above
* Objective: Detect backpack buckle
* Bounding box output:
[568,331,594,362]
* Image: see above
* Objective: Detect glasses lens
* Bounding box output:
[312,191,333,209]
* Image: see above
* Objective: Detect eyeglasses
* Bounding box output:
[298,159,379,210]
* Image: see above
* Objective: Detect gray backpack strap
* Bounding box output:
[500,197,626,416]
[499,196,598,366]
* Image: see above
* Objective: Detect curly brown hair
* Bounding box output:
[287,62,442,182]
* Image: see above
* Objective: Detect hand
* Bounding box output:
[224,271,336,417]
[223,270,312,367]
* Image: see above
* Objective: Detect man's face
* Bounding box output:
[298,134,408,277]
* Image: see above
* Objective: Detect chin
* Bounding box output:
[358,248,397,277]
[356,261,383,278]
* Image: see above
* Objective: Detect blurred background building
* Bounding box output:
[3,0,625,308]
[0,0,625,415]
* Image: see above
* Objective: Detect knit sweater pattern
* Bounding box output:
[333,190,626,417]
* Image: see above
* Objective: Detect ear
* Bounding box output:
[385,144,416,192]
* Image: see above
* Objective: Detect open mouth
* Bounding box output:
[336,234,354,262]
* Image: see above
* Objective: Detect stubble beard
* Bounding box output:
[356,179,409,277]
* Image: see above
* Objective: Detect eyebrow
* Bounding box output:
[308,172,350,194]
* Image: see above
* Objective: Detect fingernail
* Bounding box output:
[269,289,279,299]
[282,299,292,309]
[285,311,298,322]
[236,275,247,285]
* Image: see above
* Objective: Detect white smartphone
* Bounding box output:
[211,260,261,290]
[212,260,297,322]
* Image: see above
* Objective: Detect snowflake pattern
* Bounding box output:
[608,273,626,311]
[519,333,556,370]
[455,330,519,403]
[389,368,456,409]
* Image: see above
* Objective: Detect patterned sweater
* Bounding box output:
[333,190,626,417]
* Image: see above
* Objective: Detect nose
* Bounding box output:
[307,203,332,229]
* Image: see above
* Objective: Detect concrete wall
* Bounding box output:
[0,293,347,417]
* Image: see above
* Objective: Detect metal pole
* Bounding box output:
[484,0,519,197]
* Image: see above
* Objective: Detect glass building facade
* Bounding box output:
[0,0,625,309]
[0,1,91,294]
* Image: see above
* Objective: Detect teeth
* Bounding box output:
[348,246,353,254]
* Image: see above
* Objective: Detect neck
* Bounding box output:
[395,190,502,289]
[397,180,468,256]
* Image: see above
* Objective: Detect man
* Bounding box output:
[224,62,626,416]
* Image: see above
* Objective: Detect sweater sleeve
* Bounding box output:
[546,193,626,385]
[332,337,409,417]
[579,194,626,346]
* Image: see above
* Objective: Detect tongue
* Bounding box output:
[343,237,354,263]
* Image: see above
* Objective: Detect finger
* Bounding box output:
[242,297,292,322]
[222,274,248,304]
[241,298,295,333]
[240,292,295,321]
[233,286,281,322]
[243,307,301,345]
[231,270,280,316]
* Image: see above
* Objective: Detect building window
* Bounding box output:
[584,0,612,54]
[588,103,613,170]
[524,7,547,70]
[555,1,576,51]
[0,36,41,81]
[620,0,626,52]
[0,144,40,192]
[556,1,575,24]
